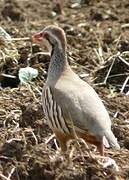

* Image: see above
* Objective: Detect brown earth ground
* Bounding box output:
[0,0,129,179]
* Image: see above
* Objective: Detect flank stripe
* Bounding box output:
[44,88,54,128]
[47,87,57,129]
[57,105,70,133]
[43,86,71,134]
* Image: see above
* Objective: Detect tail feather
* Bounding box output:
[104,130,120,149]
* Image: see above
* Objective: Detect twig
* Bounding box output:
[94,47,104,64]
[54,138,59,150]
[12,120,20,132]
[7,166,16,180]
[114,35,121,50]
[0,156,13,161]
[108,73,129,79]
[0,50,6,62]
[30,83,42,96]
[22,131,27,149]
[118,56,129,67]
[26,83,38,102]
[24,128,38,145]
[30,52,50,59]
[0,166,16,180]
[120,76,129,93]
[103,58,115,84]
[111,84,129,87]
[45,134,55,144]
[0,174,8,180]
[31,130,38,145]
[121,51,129,55]
[113,111,118,118]
[6,138,22,143]
[121,23,129,29]
[7,37,30,41]
[69,146,75,160]
[126,91,129,95]
[94,82,106,86]
[1,73,16,78]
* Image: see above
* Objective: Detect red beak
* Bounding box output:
[32,32,43,43]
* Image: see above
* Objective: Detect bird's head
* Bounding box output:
[32,25,67,53]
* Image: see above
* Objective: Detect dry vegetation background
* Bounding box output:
[0,0,129,179]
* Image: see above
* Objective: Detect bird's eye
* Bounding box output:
[43,31,55,46]
[43,32,53,44]
[43,32,49,39]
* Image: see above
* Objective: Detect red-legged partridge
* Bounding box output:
[32,25,120,156]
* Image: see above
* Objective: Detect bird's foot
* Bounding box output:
[45,134,64,162]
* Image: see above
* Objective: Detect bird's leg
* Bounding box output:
[48,130,69,162]
[54,131,68,152]
[97,141,104,156]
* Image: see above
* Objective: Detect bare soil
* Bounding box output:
[0,0,129,179]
